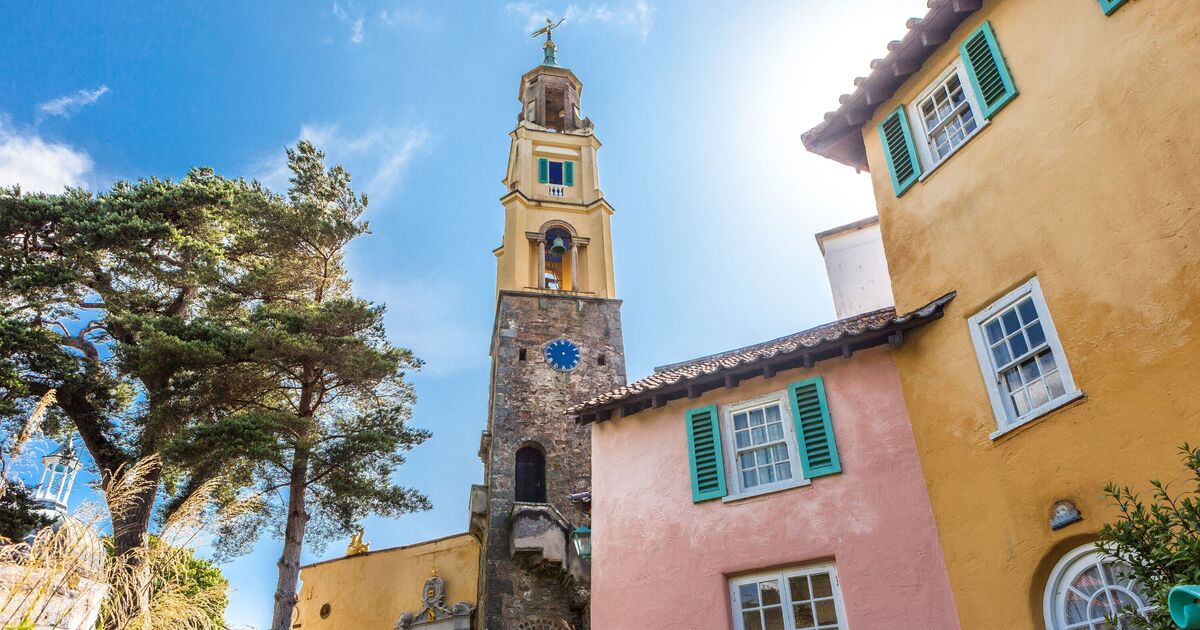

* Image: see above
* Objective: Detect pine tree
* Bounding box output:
[164,142,430,630]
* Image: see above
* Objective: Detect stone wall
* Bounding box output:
[477,290,625,630]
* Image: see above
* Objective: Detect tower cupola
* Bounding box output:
[34,440,81,515]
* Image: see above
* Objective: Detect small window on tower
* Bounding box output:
[515,446,547,503]
[518,348,527,362]
[548,161,564,185]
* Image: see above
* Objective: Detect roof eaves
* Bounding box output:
[801,0,982,170]
[571,291,956,422]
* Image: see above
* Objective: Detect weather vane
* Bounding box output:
[531,17,566,66]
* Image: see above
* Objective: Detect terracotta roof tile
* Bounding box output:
[569,292,955,420]
[801,0,982,169]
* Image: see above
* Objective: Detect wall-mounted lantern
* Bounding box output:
[571,526,591,560]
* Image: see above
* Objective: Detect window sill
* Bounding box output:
[989,390,1086,441]
[721,478,811,504]
[917,119,990,183]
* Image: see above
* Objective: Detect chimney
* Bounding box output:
[815,216,895,319]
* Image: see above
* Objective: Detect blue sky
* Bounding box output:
[0,1,929,626]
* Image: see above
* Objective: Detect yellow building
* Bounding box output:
[804,1,1200,628]
[293,533,479,630]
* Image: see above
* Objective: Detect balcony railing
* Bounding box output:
[547,184,565,197]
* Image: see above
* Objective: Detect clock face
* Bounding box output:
[543,338,582,372]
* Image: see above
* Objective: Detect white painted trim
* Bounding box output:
[1042,543,1151,629]
[909,58,987,177]
[729,563,848,630]
[967,277,1083,439]
[719,391,808,500]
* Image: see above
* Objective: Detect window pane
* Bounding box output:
[548,161,563,185]
[985,321,1004,344]
[743,469,759,488]
[1011,388,1031,416]
[767,422,784,442]
[793,603,816,629]
[1038,351,1058,374]
[743,612,763,630]
[789,576,811,601]
[1009,333,1028,359]
[1072,566,1104,596]
[1017,298,1038,324]
[751,426,767,444]
[749,408,765,426]
[1046,371,1066,398]
[992,343,1011,366]
[1064,589,1088,623]
[734,413,748,430]
[764,405,780,423]
[736,430,751,449]
[1001,309,1021,335]
[740,452,755,470]
[763,607,786,630]
[1020,358,1041,382]
[776,461,792,481]
[757,448,773,465]
[1027,322,1046,348]
[811,573,833,598]
[760,580,781,605]
[739,584,760,608]
[760,464,777,484]
[815,600,839,625]
[1004,368,1024,392]
[1028,379,1050,408]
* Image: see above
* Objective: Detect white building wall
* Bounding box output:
[816,217,895,319]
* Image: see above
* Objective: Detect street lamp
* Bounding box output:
[571,526,591,560]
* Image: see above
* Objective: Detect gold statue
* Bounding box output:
[345,526,370,556]
[531,17,566,43]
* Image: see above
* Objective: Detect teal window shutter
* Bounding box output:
[563,161,574,186]
[538,158,549,183]
[685,404,727,502]
[787,376,842,479]
[960,21,1018,119]
[1098,0,1127,14]
[878,106,922,197]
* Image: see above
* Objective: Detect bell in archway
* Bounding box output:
[549,236,567,256]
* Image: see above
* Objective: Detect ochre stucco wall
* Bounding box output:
[858,1,1200,627]
[294,533,479,630]
[591,347,959,629]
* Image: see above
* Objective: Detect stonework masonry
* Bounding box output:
[476,290,626,630]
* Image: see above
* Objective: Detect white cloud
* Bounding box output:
[378,6,426,28]
[37,85,110,119]
[331,2,365,44]
[0,119,93,193]
[508,1,655,41]
[255,122,430,204]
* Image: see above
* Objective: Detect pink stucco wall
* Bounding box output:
[590,346,959,629]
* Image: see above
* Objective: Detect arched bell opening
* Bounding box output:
[543,228,573,291]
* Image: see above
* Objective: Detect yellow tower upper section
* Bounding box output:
[493,61,616,299]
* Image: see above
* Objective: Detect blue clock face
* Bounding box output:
[544,338,582,372]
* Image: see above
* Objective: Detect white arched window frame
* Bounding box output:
[1043,543,1151,630]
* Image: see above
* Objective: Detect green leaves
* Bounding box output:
[1097,444,1200,629]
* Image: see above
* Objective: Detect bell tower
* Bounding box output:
[470,28,626,630]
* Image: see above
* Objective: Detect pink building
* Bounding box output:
[570,220,960,629]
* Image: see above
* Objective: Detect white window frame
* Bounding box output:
[730,563,848,630]
[968,277,1083,439]
[1042,543,1152,630]
[720,392,809,502]
[908,59,988,176]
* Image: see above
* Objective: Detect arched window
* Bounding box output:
[543,228,572,291]
[1043,543,1150,629]
[515,446,546,503]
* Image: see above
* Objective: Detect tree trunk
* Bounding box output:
[270,445,310,630]
[104,460,162,630]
